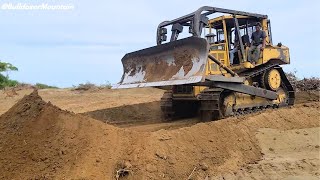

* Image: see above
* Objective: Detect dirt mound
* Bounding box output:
[0,91,319,179]
[0,91,123,179]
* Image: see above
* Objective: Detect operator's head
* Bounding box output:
[255,22,262,31]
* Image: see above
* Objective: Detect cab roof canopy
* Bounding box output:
[157,6,267,44]
[209,15,263,29]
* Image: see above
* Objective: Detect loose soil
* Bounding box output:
[0,88,319,179]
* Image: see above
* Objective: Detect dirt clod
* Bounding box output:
[200,162,209,171]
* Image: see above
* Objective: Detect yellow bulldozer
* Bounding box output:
[113,6,295,121]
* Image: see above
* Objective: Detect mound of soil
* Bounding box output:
[0,91,123,179]
[0,90,319,179]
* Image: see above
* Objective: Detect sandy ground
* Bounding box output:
[0,88,319,179]
[210,127,320,179]
[0,88,164,115]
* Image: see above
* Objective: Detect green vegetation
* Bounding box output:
[35,83,58,89]
[73,81,112,91]
[0,61,18,89]
[72,82,96,91]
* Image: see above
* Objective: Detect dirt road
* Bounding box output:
[0,88,319,179]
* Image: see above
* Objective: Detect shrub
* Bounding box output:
[100,81,112,89]
[73,82,97,91]
[286,71,320,91]
[0,61,18,89]
[35,83,58,89]
[0,78,19,89]
[72,81,113,91]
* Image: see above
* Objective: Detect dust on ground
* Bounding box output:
[0,88,319,179]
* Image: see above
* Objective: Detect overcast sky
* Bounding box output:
[0,0,319,87]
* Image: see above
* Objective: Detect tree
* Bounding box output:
[0,62,18,72]
[0,61,18,89]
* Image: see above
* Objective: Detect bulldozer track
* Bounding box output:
[200,65,294,120]
[242,63,279,78]
[275,66,295,105]
[199,89,223,121]
[242,64,294,106]
[160,91,174,119]
[161,65,295,121]
[232,104,280,116]
[162,88,282,121]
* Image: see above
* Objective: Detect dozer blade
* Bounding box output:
[113,37,209,89]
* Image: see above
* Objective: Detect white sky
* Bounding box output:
[0,0,319,87]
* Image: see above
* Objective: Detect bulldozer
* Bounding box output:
[113,6,295,121]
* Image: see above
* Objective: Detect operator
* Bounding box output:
[229,38,239,65]
[248,22,266,64]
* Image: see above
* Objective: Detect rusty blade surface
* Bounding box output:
[113,37,209,89]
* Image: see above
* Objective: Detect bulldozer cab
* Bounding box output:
[206,15,273,72]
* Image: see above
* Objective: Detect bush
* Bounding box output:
[100,81,112,89]
[35,83,58,89]
[73,82,97,91]
[295,77,320,91]
[72,81,112,91]
[0,74,19,89]
[286,72,320,91]
[14,83,34,90]
[5,79,19,87]
[0,79,19,89]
